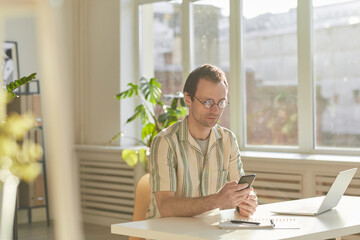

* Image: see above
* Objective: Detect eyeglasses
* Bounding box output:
[194,96,230,109]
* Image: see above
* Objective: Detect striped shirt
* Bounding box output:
[146,116,245,219]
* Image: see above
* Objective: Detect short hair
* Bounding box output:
[183,64,228,100]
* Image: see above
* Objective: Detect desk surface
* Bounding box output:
[111,196,360,240]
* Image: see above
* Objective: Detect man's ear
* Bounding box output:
[184,92,192,107]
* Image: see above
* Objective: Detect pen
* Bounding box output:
[270,219,275,227]
[230,220,261,225]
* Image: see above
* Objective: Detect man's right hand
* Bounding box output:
[215,181,252,209]
[154,181,252,218]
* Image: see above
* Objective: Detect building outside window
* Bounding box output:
[137,0,360,153]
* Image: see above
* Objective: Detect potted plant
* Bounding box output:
[110,76,187,170]
[0,73,43,239]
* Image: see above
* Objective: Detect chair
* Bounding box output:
[129,173,150,240]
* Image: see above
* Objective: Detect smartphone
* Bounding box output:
[238,174,256,189]
[236,174,256,213]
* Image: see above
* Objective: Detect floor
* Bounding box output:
[17,221,128,240]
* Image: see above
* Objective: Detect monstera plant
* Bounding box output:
[110,77,187,170]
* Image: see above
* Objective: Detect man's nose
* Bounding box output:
[210,104,221,113]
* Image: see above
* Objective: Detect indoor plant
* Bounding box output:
[110,76,187,170]
[0,73,43,239]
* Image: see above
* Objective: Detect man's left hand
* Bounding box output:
[236,191,258,217]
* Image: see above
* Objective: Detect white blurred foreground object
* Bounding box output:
[0,170,20,240]
[38,1,84,240]
[0,0,84,239]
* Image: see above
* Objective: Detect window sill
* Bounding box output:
[240,151,360,164]
[75,145,360,164]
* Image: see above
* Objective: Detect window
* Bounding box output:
[137,0,360,153]
[139,1,183,95]
[192,0,230,128]
[313,0,360,148]
[243,0,298,146]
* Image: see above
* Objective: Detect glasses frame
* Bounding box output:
[194,95,230,109]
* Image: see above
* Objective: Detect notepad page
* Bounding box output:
[219,218,299,229]
[219,219,274,229]
[270,218,299,229]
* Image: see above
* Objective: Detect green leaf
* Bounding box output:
[141,123,155,140]
[121,150,138,167]
[115,83,139,100]
[107,132,124,144]
[166,120,178,127]
[157,100,164,107]
[158,112,170,124]
[140,77,162,104]
[180,97,186,106]
[138,148,148,170]
[171,98,178,109]
[126,105,146,124]
[6,73,37,93]
[176,106,187,116]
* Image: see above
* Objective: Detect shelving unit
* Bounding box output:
[17,124,50,226]
[9,79,50,240]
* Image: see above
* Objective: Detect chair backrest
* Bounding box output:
[129,173,150,240]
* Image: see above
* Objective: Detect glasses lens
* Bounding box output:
[204,99,214,109]
[219,100,229,109]
[218,100,225,109]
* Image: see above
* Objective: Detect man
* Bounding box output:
[147,64,258,219]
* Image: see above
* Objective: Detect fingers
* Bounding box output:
[223,181,253,192]
[237,192,258,217]
[238,206,255,217]
[230,188,252,206]
[237,183,250,190]
[217,182,253,209]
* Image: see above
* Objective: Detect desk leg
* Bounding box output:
[335,237,341,240]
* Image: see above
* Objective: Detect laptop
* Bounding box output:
[271,168,357,216]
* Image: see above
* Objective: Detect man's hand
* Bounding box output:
[153,181,256,218]
[236,191,258,217]
[215,181,252,209]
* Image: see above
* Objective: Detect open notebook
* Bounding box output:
[219,218,299,229]
[271,168,357,216]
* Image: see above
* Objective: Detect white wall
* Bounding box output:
[73,0,138,146]
[74,0,122,145]
[4,16,38,77]
[4,1,126,144]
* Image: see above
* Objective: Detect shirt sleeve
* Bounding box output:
[148,134,177,193]
[228,131,245,181]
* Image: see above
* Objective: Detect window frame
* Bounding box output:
[135,0,360,155]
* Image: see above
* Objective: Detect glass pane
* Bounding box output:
[314,0,360,148]
[192,0,231,128]
[140,1,183,95]
[244,0,298,146]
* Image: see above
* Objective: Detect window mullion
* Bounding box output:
[182,0,193,81]
[136,0,168,4]
[297,0,314,153]
[229,0,244,147]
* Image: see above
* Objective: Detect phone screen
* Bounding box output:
[238,174,256,189]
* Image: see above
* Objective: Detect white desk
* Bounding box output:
[111,196,360,240]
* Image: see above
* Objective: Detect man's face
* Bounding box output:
[185,78,228,129]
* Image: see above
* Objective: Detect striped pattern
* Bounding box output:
[79,158,134,221]
[315,172,360,240]
[315,173,360,197]
[246,170,302,204]
[147,117,244,219]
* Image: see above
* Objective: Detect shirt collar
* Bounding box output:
[179,116,222,152]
